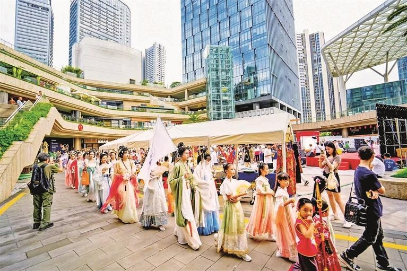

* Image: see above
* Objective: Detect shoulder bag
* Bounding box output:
[344,182,368,226]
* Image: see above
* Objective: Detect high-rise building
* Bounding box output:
[397,57,407,80]
[14,0,54,66]
[72,37,142,84]
[205,45,235,120]
[69,0,131,65]
[296,30,336,123]
[181,0,301,117]
[145,42,166,84]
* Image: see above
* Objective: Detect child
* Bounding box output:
[274,172,298,262]
[311,199,341,271]
[246,163,275,241]
[216,163,251,262]
[289,198,318,271]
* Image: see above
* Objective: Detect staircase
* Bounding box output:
[0,104,18,126]
[0,102,58,202]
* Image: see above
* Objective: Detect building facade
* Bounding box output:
[296,30,336,123]
[145,42,166,84]
[72,37,142,84]
[14,0,54,66]
[347,79,407,115]
[180,0,301,117]
[398,57,407,81]
[69,0,131,65]
[205,46,235,120]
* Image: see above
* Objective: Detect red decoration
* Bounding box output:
[78,124,83,131]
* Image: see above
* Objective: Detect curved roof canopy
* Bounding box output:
[322,0,407,77]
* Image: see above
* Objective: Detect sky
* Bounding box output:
[0,0,399,89]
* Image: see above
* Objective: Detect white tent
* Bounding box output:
[99,130,144,150]
[101,112,295,170]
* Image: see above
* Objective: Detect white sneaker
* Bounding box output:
[330,214,340,221]
[159,226,166,231]
[267,234,276,242]
[276,250,282,258]
[343,221,353,228]
[239,254,252,262]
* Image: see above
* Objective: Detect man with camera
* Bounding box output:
[339,146,402,271]
[30,153,63,231]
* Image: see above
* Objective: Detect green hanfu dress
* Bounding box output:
[169,161,202,250]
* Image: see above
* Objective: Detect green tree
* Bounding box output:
[61,66,83,78]
[183,112,205,124]
[141,79,149,86]
[320,132,332,137]
[170,81,181,88]
[384,5,407,34]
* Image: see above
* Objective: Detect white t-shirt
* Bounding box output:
[371,157,385,177]
[210,151,218,165]
[264,148,272,163]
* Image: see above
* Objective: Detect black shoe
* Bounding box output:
[304,180,309,186]
[339,252,362,271]
[376,265,403,271]
[39,222,54,231]
[32,223,40,229]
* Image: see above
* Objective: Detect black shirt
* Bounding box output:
[354,166,383,218]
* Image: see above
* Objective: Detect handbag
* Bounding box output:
[327,170,338,190]
[81,168,90,185]
[344,182,368,226]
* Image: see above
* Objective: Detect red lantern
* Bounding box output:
[78,124,83,131]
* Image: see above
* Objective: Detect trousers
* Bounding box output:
[33,192,53,226]
[346,217,389,267]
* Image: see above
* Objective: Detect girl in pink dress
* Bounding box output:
[246,163,275,241]
[65,152,76,189]
[274,172,297,262]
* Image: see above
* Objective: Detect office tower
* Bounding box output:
[205,45,234,120]
[398,57,407,80]
[72,37,142,84]
[69,0,131,65]
[14,0,54,66]
[145,42,166,83]
[181,0,301,117]
[296,30,336,123]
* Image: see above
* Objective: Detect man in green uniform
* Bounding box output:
[32,153,63,231]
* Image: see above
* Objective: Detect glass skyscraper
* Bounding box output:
[397,57,407,80]
[205,45,235,120]
[69,0,131,65]
[296,31,336,123]
[181,0,301,116]
[14,0,54,66]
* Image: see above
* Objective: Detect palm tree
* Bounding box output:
[183,112,204,124]
[383,5,407,34]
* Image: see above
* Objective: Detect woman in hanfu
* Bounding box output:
[77,152,86,195]
[96,153,112,213]
[65,152,76,188]
[246,163,275,241]
[84,151,98,202]
[139,164,168,231]
[216,163,251,262]
[169,143,202,250]
[70,152,79,190]
[193,153,219,236]
[101,147,138,223]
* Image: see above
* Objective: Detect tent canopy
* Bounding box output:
[100,112,294,150]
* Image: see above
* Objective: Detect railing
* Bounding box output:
[60,114,152,130]
[2,101,28,127]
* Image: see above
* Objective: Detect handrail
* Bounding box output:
[3,101,27,126]
[31,95,42,109]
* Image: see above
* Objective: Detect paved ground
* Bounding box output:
[0,168,406,271]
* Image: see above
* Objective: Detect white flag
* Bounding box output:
[138,117,176,191]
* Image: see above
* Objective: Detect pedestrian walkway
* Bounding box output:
[0,172,406,271]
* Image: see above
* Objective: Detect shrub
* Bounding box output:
[391,168,407,178]
[0,102,52,159]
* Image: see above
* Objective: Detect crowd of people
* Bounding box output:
[30,140,403,271]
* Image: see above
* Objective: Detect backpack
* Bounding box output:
[28,164,50,195]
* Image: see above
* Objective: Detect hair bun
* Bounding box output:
[177,142,185,149]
